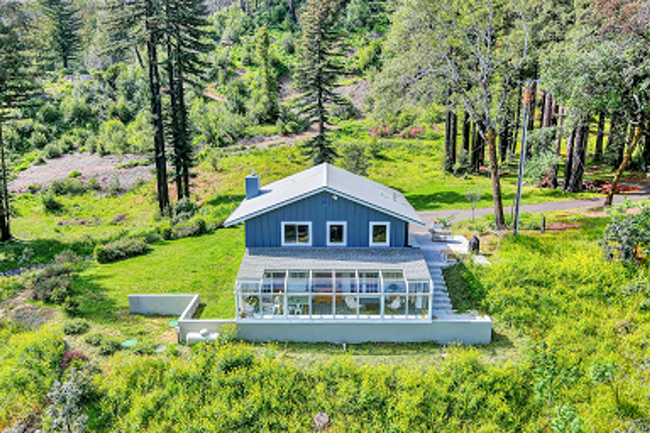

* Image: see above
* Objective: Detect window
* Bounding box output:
[282,222,312,246]
[369,222,390,246]
[327,221,347,246]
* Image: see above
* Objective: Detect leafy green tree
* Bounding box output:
[36,0,83,69]
[294,0,345,165]
[0,2,41,241]
[250,25,279,123]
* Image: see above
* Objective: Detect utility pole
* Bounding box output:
[514,82,533,237]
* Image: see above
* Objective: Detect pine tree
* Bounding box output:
[163,0,212,200]
[0,2,41,241]
[251,25,279,124]
[37,0,83,69]
[294,0,345,165]
[106,0,170,213]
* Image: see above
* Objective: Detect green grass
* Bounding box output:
[73,228,245,323]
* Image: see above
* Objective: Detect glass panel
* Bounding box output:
[329,224,345,244]
[384,295,406,317]
[284,224,296,244]
[237,281,260,293]
[312,271,333,293]
[262,271,286,293]
[383,276,407,293]
[287,295,310,316]
[408,281,431,293]
[358,271,380,293]
[287,271,309,293]
[312,294,333,317]
[382,271,403,279]
[336,294,358,316]
[372,224,387,243]
[408,294,430,318]
[298,224,310,244]
[335,271,357,293]
[261,294,284,317]
[239,294,260,318]
[358,295,381,316]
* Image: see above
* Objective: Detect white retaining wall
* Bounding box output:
[128,294,492,345]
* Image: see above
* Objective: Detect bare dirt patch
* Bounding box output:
[0,290,56,328]
[9,153,154,194]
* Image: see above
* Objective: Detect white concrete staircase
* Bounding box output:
[429,264,454,313]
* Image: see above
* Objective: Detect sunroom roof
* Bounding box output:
[237,248,432,281]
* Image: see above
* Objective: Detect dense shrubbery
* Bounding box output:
[30,263,75,304]
[94,237,149,264]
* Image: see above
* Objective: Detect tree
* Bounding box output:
[0,2,41,241]
[383,0,529,229]
[250,25,279,123]
[163,0,213,199]
[36,0,83,69]
[294,0,345,165]
[107,0,170,213]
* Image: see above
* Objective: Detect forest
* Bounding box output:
[2,0,650,431]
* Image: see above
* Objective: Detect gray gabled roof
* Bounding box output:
[223,163,425,227]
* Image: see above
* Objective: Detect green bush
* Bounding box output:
[43,142,63,159]
[98,339,120,356]
[68,170,81,178]
[41,193,64,213]
[50,178,86,195]
[159,223,173,240]
[94,237,149,264]
[63,319,90,335]
[84,331,104,347]
[31,264,74,304]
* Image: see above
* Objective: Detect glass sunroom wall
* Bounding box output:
[407,281,432,319]
[384,294,407,317]
[335,271,358,317]
[312,270,334,317]
[237,280,261,319]
[262,271,287,294]
[287,270,310,317]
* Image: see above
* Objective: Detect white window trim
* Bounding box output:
[281,222,312,247]
[369,222,390,247]
[326,221,347,247]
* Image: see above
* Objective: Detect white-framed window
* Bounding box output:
[369,222,390,247]
[281,222,312,246]
[326,221,347,246]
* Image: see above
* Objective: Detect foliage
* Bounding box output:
[600,204,650,262]
[338,141,370,176]
[42,192,64,213]
[94,237,148,264]
[44,367,94,432]
[0,325,66,427]
[63,319,90,335]
[31,263,74,304]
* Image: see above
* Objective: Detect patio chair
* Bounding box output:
[345,296,358,310]
[387,296,403,311]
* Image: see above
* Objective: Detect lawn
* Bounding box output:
[73,227,245,323]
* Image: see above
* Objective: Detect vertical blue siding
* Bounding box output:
[244,192,409,248]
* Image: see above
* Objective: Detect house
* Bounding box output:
[220,163,492,344]
[129,164,491,344]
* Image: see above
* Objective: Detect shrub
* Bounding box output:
[68,170,81,178]
[55,250,81,266]
[87,176,101,192]
[217,323,238,344]
[43,142,63,159]
[172,197,198,224]
[94,237,149,264]
[63,319,90,336]
[31,264,74,304]
[159,223,173,240]
[45,367,93,432]
[172,218,208,239]
[98,339,120,356]
[84,332,104,347]
[63,297,80,316]
[339,141,370,176]
[60,350,89,370]
[50,178,86,195]
[42,193,64,213]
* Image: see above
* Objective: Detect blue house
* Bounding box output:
[224,163,440,324]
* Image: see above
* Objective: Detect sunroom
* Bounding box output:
[234,248,434,322]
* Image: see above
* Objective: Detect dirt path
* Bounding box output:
[412,182,650,233]
[9,153,153,194]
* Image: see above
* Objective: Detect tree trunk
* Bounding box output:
[471,122,479,173]
[146,0,170,214]
[605,124,644,206]
[542,92,553,128]
[642,116,650,171]
[477,121,485,168]
[486,127,506,229]
[527,80,536,136]
[606,111,626,167]
[567,119,589,193]
[462,112,471,153]
[511,83,523,155]
[563,129,575,191]
[444,107,457,172]
[550,106,563,189]
[166,29,184,201]
[499,106,511,163]
[0,123,10,242]
[288,0,297,23]
[594,110,606,163]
